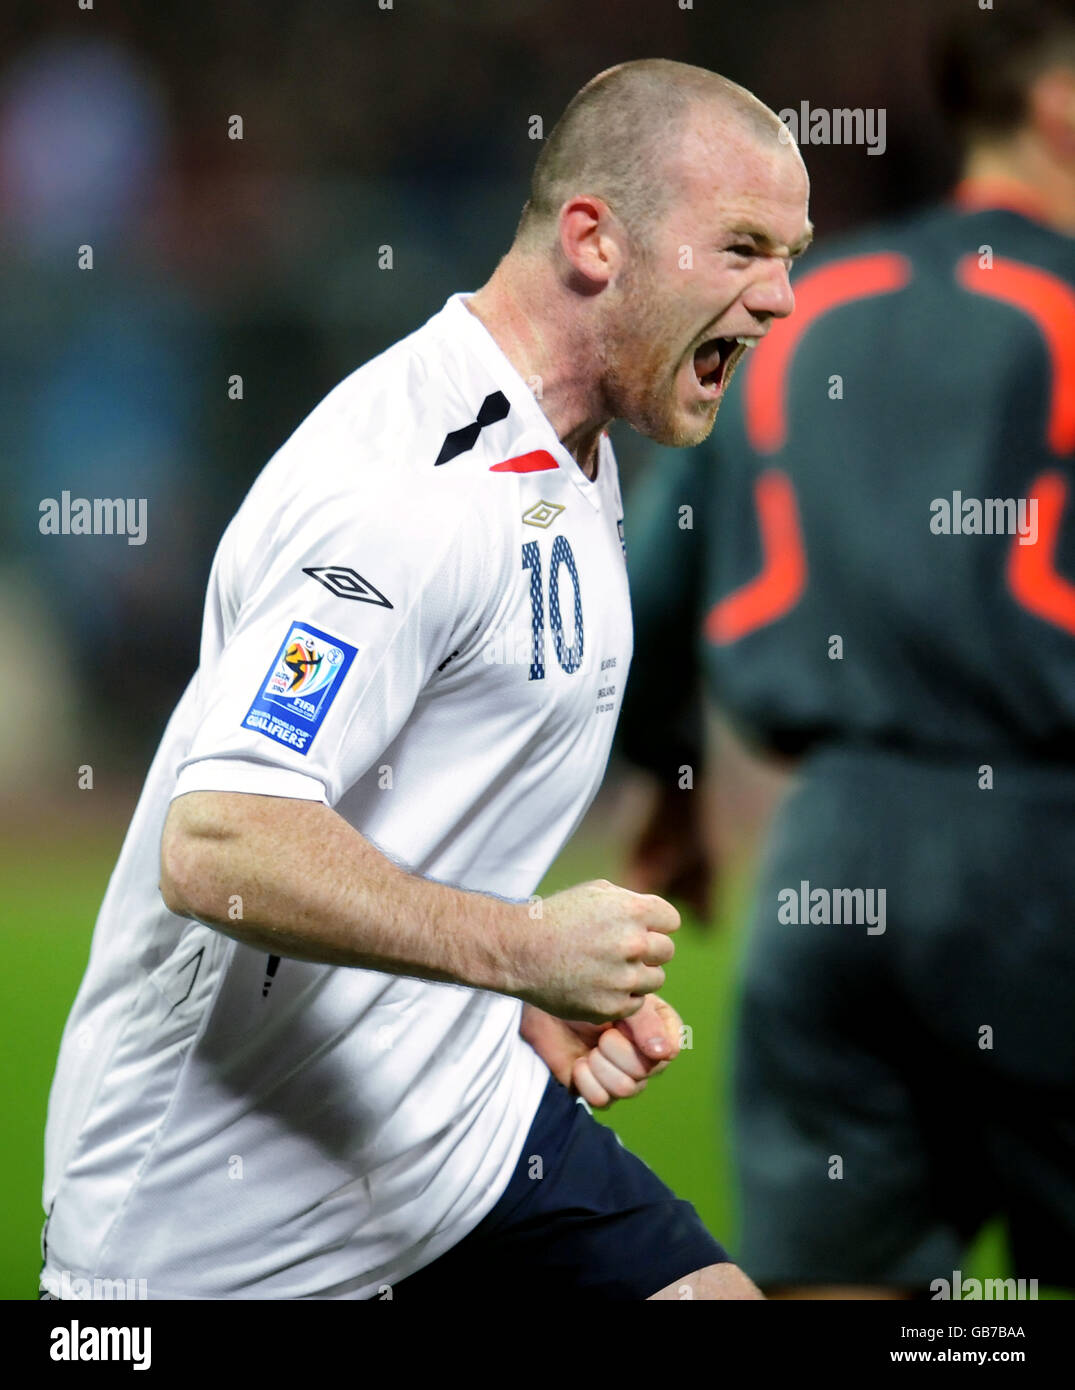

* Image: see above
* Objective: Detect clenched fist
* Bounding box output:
[503,878,680,1023]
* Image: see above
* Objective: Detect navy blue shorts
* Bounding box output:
[392,1074,729,1300]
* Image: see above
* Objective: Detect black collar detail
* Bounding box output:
[434,391,511,466]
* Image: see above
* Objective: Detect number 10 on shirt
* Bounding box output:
[522,536,584,680]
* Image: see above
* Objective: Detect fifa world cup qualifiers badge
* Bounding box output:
[244,621,358,753]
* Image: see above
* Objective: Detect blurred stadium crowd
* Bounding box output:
[2,0,963,792]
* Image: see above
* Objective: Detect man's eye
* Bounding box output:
[726,245,757,257]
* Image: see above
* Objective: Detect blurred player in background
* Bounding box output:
[620,2,1075,1297]
[40,61,810,1301]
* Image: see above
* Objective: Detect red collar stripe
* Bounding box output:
[489,450,560,473]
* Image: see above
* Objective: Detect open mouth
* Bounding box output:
[691,335,758,395]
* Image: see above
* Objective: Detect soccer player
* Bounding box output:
[40,60,809,1301]
[620,5,1075,1297]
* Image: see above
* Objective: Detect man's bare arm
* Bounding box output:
[160,790,680,1023]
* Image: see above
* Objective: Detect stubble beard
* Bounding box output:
[597,256,723,448]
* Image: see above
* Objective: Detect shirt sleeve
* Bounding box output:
[172,468,492,808]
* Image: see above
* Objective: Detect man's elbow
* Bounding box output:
[160,821,207,920]
[159,801,231,922]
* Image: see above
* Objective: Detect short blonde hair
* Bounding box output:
[516,59,780,250]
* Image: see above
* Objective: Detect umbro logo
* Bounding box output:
[303,565,393,608]
[522,501,565,529]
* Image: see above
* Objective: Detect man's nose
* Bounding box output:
[744,260,796,321]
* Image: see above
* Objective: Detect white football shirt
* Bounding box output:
[41,294,634,1299]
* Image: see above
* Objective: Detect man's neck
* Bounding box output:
[962,136,1075,235]
[464,262,611,480]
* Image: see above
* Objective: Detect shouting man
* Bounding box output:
[42,59,809,1301]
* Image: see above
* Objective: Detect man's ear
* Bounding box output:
[1027,66,1075,159]
[558,195,624,288]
